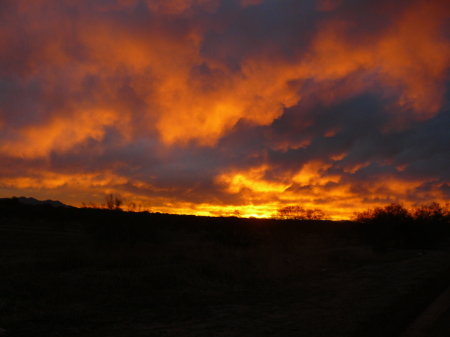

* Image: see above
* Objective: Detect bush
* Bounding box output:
[275,205,326,220]
[353,202,450,251]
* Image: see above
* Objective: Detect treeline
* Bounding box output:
[0,197,346,249]
[1,197,450,251]
[275,205,326,220]
[353,202,450,250]
[81,194,150,212]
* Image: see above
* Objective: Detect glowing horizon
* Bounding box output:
[1,0,450,221]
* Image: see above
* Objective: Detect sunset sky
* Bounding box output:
[1,0,450,219]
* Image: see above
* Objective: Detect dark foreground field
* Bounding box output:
[1,205,450,336]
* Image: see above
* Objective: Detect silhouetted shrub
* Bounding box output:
[275,205,326,220]
[410,202,450,246]
[353,202,450,251]
[81,194,124,211]
[104,193,124,211]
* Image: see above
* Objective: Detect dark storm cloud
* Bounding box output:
[200,0,319,69]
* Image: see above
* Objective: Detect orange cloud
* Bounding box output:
[1,0,450,220]
[0,171,128,190]
[155,59,302,145]
[376,1,450,118]
[0,109,125,158]
[4,0,449,148]
[215,165,291,195]
[300,0,450,118]
[292,160,334,186]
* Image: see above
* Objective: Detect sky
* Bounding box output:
[1,0,450,219]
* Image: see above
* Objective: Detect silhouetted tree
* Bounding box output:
[353,203,412,224]
[275,205,325,220]
[221,209,242,218]
[353,202,450,250]
[127,201,137,212]
[81,201,100,209]
[81,194,123,211]
[411,202,450,224]
[104,194,123,211]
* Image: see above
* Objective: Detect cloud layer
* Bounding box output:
[1,0,449,218]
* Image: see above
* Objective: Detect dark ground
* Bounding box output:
[1,206,450,336]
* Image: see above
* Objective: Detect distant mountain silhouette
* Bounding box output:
[0,196,72,208]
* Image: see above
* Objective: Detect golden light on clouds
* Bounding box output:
[216,165,290,194]
[0,109,124,159]
[1,0,450,219]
